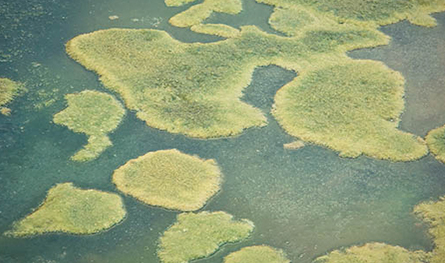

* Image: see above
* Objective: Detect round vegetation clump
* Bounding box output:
[53,90,125,162]
[0,78,21,116]
[5,183,126,237]
[425,125,445,163]
[414,196,445,263]
[158,211,254,263]
[113,149,222,211]
[224,245,290,263]
[273,60,428,161]
[313,242,429,263]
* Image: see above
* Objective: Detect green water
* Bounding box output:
[1,0,445,262]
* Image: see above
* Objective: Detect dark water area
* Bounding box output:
[1,0,445,263]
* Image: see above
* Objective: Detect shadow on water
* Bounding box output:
[1,1,445,263]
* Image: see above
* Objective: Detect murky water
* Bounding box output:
[1,0,445,262]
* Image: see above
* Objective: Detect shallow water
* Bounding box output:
[1,0,445,263]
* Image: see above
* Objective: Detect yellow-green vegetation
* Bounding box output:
[257,0,445,27]
[191,24,240,38]
[113,149,222,211]
[414,197,445,263]
[283,140,305,150]
[224,245,290,263]
[53,90,125,162]
[273,60,428,161]
[5,183,126,237]
[0,78,21,116]
[165,0,198,7]
[158,211,254,263]
[313,242,429,263]
[168,0,242,27]
[425,125,445,163]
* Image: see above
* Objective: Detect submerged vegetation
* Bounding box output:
[113,149,222,211]
[425,125,445,163]
[313,242,428,263]
[158,211,254,263]
[0,78,21,116]
[5,183,126,237]
[53,90,125,161]
[224,245,290,263]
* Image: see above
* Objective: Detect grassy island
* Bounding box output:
[158,211,254,263]
[5,183,126,237]
[313,242,428,263]
[414,197,445,263]
[425,125,445,163]
[224,245,290,263]
[0,78,21,116]
[113,149,222,211]
[53,90,125,162]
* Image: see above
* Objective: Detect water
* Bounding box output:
[1,0,445,262]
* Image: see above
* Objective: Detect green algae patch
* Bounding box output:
[313,242,429,263]
[273,60,428,161]
[414,197,445,263]
[5,183,126,237]
[224,245,290,263]
[113,149,222,211]
[191,24,240,38]
[53,90,125,162]
[168,0,242,28]
[158,211,254,263]
[425,125,445,163]
[0,78,21,116]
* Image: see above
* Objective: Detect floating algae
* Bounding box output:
[224,245,290,263]
[425,125,445,163]
[0,78,21,116]
[414,196,445,263]
[313,242,428,263]
[158,211,254,263]
[113,149,222,211]
[53,90,125,162]
[5,183,126,237]
[167,0,242,28]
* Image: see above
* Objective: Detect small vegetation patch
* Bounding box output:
[158,211,254,263]
[0,78,21,116]
[5,183,126,237]
[113,149,222,211]
[191,24,240,38]
[53,90,125,162]
[283,140,305,150]
[313,242,428,263]
[425,125,445,163]
[224,245,290,263]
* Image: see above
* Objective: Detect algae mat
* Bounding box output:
[1,0,445,263]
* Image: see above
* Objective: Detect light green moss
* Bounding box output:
[5,183,126,237]
[0,78,21,116]
[53,90,125,161]
[414,197,445,263]
[158,211,254,263]
[425,125,445,163]
[313,242,429,263]
[224,245,290,263]
[113,149,222,211]
[191,23,240,38]
[169,0,242,27]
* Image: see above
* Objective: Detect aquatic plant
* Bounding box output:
[5,183,126,237]
[113,149,222,211]
[425,125,445,163]
[167,0,242,28]
[190,23,240,38]
[53,90,125,161]
[313,242,429,263]
[224,245,290,263]
[273,60,428,161]
[0,78,21,116]
[414,196,445,263]
[158,211,254,263]
[283,140,304,150]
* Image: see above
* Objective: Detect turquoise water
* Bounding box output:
[1,0,445,262]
